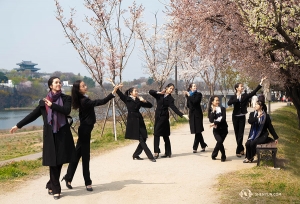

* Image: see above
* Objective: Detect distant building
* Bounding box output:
[14,61,41,72]
[0,79,14,87]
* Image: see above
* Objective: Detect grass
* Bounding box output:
[217,106,300,203]
[0,131,43,161]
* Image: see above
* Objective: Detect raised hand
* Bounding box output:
[157,89,166,94]
[43,98,52,107]
[138,96,146,102]
[112,84,122,94]
[182,114,189,120]
[10,125,18,134]
[260,76,268,84]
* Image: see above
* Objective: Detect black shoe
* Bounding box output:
[133,156,144,160]
[221,157,226,162]
[161,155,171,158]
[61,176,72,189]
[86,186,93,191]
[154,153,160,159]
[150,158,156,162]
[201,144,208,152]
[212,157,216,160]
[53,194,60,200]
[193,150,197,153]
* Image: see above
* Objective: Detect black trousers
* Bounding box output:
[46,165,63,194]
[232,115,246,154]
[193,133,207,150]
[245,136,268,160]
[154,135,171,156]
[65,124,93,186]
[133,135,154,159]
[211,130,227,159]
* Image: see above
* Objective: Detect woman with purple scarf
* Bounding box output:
[243,100,279,163]
[10,76,76,200]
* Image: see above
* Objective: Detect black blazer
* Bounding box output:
[208,107,228,134]
[186,91,204,133]
[16,94,76,166]
[248,111,279,140]
[228,84,262,115]
[117,89,152,140]
[149,90,183,136]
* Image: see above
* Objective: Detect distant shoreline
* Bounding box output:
[3,107,35,111]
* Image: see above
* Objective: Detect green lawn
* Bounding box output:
[217,106,300,203]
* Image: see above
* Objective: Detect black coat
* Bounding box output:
[149,90,183,136]
[16,94,76,166]
[228,84,262,115]
[186,92,204,133]
[208,107,228,134]
[117,89,153,140]
[248,111,279,140]
[79,93,115,125]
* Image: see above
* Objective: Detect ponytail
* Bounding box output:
[125,87,134,96]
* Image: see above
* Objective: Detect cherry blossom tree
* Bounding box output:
[54,0,144,86]
[167,0,300,127]
[54,0,144,139]
[136,13,177,90]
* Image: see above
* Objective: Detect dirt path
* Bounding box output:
[0,102,286,204]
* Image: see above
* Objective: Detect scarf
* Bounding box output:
[45,91,66,133]
[248,111,266,140]
[189,90,196,96]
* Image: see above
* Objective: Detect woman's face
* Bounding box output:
[166,85,174,94]
[131,88,138,97]
[236,84,244,93]
[190,84,197,92]
[212,97,220,107]
[255,102,262,111]
[79,81,87,94]
[50,78,61,93]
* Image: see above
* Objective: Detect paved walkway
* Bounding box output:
[0,102,286,203]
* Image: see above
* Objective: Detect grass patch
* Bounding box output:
[0,132,43,161]
[217,106,300,203]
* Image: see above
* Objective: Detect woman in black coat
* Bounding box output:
[227,76,267,157]
[61,81,120,192]
[185,83,207,153]
[10,76,76,200]
[117,85,156,162]
[208,96,228,162]
[149,83,188,158]
[243,100,279,163]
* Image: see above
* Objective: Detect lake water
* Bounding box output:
[0,110,43,130]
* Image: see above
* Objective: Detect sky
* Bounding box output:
[0,0,168,81]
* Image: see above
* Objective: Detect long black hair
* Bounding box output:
[187,83,193,92]
[71,80,84,110]
[207,95,219,118]
[48,76,60,91]
[185,83,195,97]
[125,87,135,96]
[256,100,268,113]
[165,83,175,89]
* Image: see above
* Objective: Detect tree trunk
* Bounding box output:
[285,84,300,129]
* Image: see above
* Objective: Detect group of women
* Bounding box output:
[9,76,279,200]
